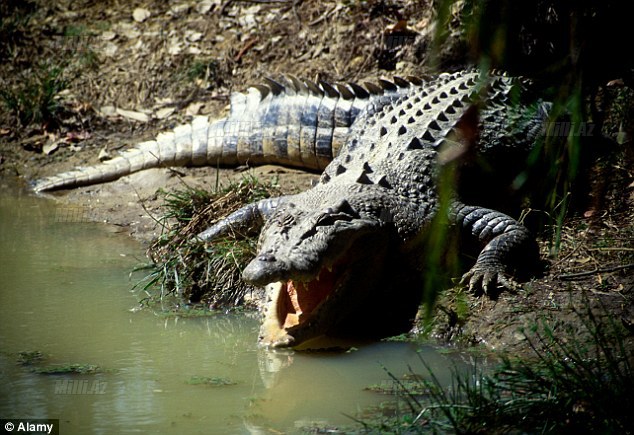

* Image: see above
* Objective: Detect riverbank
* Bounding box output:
[1,0,632,358]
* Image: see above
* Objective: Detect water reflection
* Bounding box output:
[0,187,467,434]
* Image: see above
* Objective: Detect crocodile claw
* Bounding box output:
[460,264,519,296]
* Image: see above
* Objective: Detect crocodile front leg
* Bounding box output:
[451,201,539,295]
[196,196,288,242]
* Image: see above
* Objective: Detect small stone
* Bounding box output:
[186,31,203,42]
[100,31,116,41]
[98,147,111,161]
[196,0,214,14]
[132,7,151,23]
[43,142,59,155]
[100,105,117,116]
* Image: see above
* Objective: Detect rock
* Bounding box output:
[132,7,151,23]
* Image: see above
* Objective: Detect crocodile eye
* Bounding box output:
[315,213,334,227]
[315,211,353,227]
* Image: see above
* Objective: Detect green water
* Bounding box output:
[0,186,467,434]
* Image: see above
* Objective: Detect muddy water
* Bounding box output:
[0,186,468,434]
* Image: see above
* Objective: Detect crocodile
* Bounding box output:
[34,70,549,349]
[196,70,549,349]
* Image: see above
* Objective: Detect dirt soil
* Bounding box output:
[1,0,632,355]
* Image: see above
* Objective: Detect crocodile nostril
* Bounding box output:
[258,253,276,262]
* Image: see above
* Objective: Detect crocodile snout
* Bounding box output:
[242,254,285,286]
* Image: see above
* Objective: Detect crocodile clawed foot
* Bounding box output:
[460,264,520,297]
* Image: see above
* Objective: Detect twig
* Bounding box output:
[234,0,291,3]
[133,183,164,228]
[234,37,258,62]
[551,230,588,268]
[587,247,634,252]
[559,263,634,280]
[308,4,339,26]
[220,0,292,14]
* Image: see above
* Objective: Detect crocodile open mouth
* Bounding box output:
[278,263,341,330]
[260,257,349,348]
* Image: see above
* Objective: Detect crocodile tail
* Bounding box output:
[31,120,208,193]
[33,75,421,192]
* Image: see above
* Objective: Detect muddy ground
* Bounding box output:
[1,0,632,355]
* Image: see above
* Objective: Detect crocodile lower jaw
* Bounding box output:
[259,260,347,348]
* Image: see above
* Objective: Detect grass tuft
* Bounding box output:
[186,375,237,387]
[0,60,71,127]
[17,350,45,366]
[360,302,633,433]
[138,174,280,311]
[32,363,102,375]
